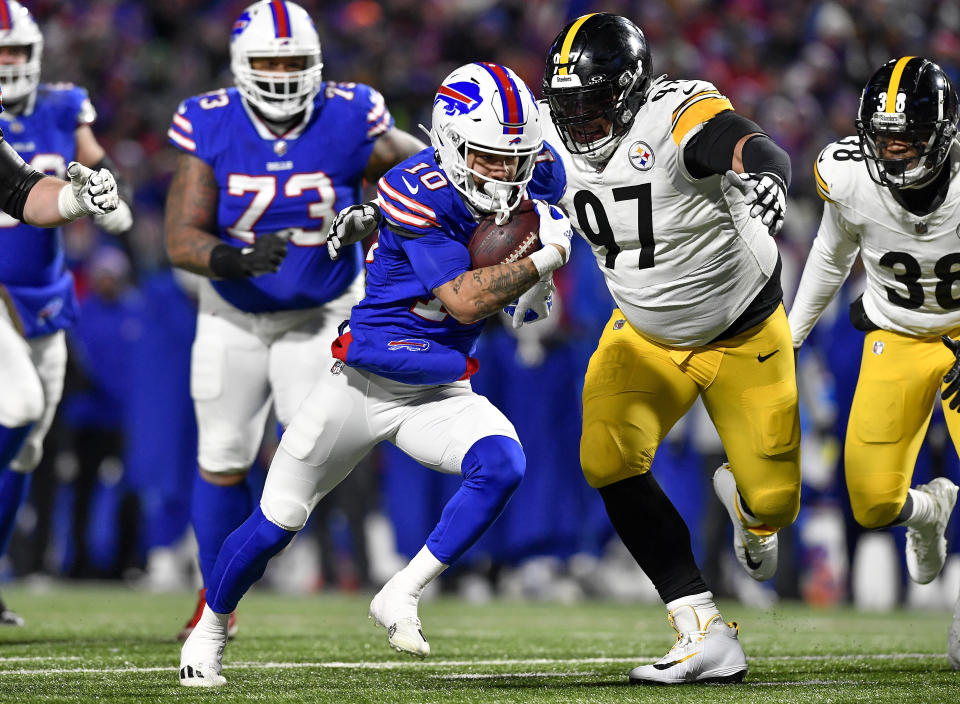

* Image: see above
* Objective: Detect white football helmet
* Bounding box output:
[230,0,323,121]
[0,0,43,104]
[430,63,542,223]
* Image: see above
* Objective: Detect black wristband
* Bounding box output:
[209,244,247,278]
[741,134,792,190]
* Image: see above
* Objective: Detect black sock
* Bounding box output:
[598,473,709,603]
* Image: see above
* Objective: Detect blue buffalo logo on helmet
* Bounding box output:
[388,338,432,352]
[231,11,251,38]
[435,81,483,117]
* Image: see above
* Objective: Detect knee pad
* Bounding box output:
[462,435,525,494]
[580,420,652,488]
[847,472,907,529]
[741,483,800,529]
[260,492,311,532]
[0,382,43,429]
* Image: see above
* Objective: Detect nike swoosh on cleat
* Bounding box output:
[652,652,698,669]
[743,548,763,571]
[757,350,779,363]
[401,176,419,194]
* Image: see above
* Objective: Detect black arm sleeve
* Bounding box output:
[92,154,132,204]
[683,110,792,189]
[0,137,45,222]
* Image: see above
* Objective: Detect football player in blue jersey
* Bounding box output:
[164,0,426,642]
[0,0,123,627]
[177,61,572,686]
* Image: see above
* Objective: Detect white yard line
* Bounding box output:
[0,652,946,676]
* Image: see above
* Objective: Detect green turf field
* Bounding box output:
[0,584,956,703]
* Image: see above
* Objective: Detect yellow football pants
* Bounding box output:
[846,329,960,528]
[580,305,801,528]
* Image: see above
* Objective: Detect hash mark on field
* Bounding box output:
[0,653,946,676]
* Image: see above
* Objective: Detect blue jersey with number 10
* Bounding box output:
[167,82,393,313]
[0,84,94,338]
[332,145,565,385]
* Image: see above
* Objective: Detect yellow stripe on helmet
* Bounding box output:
[885,56,916,112]
[558,14,597,76]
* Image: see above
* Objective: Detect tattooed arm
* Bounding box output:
[164,152,221,276]
[433,256,546,326]
[364,127,428,182]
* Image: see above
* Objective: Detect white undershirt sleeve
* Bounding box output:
[787,201,861,348]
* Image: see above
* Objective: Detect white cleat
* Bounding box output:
[178,606,228,687]
[713,464,778,581]
[949,591,960,671]
[906,478,958,585]
[629,605,747,685]
[369,585,430,658]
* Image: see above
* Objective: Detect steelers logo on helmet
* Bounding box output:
[856,56,960,189]
[429,62,543,225]
[543,13,653,163]
[230,1,324,122]
[0,0,43,105]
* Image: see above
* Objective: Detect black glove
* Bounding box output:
[941,335,960,411]
[210,233,288,278]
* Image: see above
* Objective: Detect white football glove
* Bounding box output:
[528,201,573,277]
[93,198,133,234]
[724,170,786,236]
[327,202,381,260]
[57,161,120,220]
[506,276,555,329]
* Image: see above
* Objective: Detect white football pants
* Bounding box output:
[191,277,363,473]
[0,303,66,471]
[260,362,520,531]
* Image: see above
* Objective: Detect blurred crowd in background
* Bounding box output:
[4,0,960,611]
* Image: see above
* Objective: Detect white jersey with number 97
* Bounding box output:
[541,76,779,347]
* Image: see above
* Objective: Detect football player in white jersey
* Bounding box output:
[326,13,800,685]
[542,13,799,685]
[789,56,960,669]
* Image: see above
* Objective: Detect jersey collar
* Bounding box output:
[241,97,314,141]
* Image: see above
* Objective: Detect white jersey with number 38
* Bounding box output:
[541,76,779,347]
[789,137,960,346]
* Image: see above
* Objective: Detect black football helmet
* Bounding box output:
[856,57,959,188]
[543,13,652,162]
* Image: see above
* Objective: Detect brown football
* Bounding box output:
[467,199,541,269]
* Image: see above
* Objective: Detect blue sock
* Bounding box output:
[0,467,32,556]
[206,506,295,614]
[426,435,525,564]
[0,423,31,469]
[191,472,254,587]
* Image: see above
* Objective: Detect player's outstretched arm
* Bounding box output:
[0,137,117,227]
[165,152,287,278]
[363,127,428,182]
[434,202,572,325]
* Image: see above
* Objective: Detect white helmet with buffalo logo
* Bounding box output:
[0,0,43,105]
[230,0,323,121]
[429,62,542,222]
